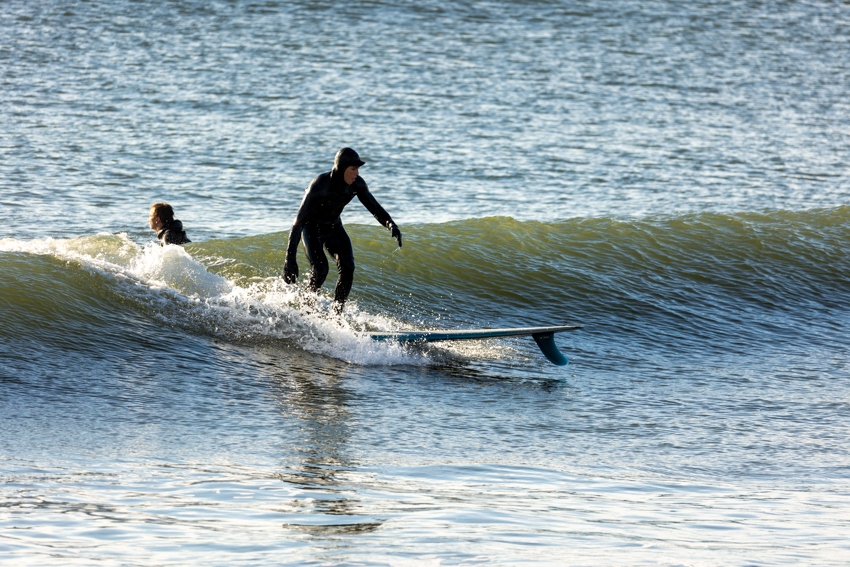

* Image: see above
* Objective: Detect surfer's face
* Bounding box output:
[344,166,359,185]
[149,209,162,231]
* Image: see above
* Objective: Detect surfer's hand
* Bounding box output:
[391,225,402,248]
[283,259,298,284]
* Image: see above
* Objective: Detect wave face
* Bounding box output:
[3,207,848,372]
[0,234,422,369]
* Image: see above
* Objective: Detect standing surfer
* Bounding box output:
[283,147,402,313]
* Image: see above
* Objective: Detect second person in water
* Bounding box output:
[283,148,402,313]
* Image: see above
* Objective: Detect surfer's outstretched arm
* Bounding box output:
[357,188,402,247]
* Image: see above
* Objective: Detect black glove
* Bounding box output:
[391,224,402,248]
[283,258,299,284]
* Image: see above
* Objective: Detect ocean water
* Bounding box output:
[2,1,849,565]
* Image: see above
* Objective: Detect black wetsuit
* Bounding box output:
[157,220,191,246]
[284,149,397,307]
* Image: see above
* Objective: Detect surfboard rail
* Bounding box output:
[368,324,582,366]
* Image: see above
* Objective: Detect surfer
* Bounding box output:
[149,203,191,246]
[283,147,402,313]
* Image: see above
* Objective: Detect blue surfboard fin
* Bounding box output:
[532,332,569,366]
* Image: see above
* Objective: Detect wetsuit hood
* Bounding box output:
[330,148,366,186]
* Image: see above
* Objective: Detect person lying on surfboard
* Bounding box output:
[283,147,402,314]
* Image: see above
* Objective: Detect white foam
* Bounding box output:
[1,234,435,366]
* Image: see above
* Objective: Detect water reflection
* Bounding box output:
[265,349,384,535]
[281,521,383,536]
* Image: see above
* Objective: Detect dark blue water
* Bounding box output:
[2,1,849,565]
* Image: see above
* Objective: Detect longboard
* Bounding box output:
[368,324,582,366]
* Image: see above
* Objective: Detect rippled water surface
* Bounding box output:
[2,0,849,565]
